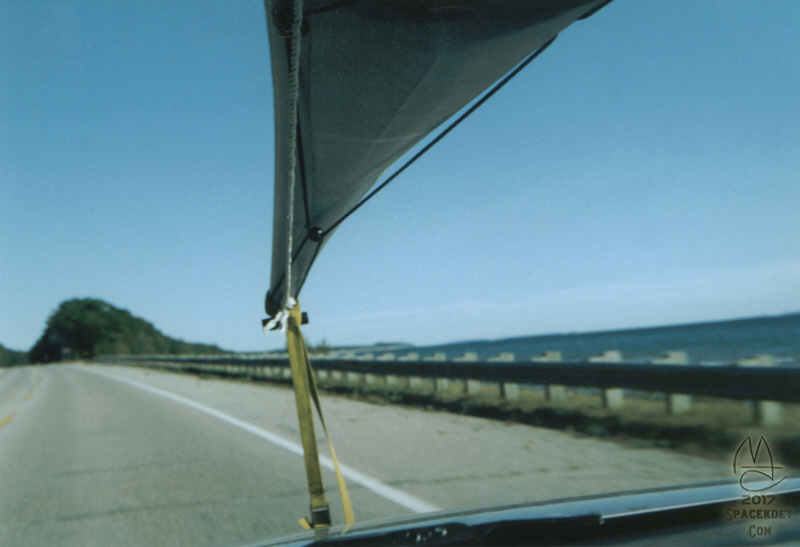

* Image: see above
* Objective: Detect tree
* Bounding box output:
[29,298,229,363]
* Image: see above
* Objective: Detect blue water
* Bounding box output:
[377,313,800,365]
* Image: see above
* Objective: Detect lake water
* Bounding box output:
[353,313,800,365]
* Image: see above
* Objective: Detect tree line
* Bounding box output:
[1,298,228,365]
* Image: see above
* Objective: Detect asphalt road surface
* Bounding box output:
[0,364,732,546]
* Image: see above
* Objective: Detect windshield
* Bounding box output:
[1,1,798,545]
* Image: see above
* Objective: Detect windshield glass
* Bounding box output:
[1,1,798,545]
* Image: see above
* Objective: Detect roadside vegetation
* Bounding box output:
[299,379,799,471]
[26,298,228,363]
[0,343,28,367]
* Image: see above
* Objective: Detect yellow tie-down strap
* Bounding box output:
[286,304,355,530]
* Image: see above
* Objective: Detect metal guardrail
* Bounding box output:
[100,354,800,403]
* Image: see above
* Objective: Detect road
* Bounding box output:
[0,364,731,546]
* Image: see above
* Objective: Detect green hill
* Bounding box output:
[29,298,228,363]
[0,343,28,367]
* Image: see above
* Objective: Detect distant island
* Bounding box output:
[22,298,228,364]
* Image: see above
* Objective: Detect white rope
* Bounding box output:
[264,1,303,337]
[263,297,297,334]
[283,0,304,310]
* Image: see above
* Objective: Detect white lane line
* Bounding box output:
[76,365,441,514]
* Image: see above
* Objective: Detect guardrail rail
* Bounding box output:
[98,351,797,426]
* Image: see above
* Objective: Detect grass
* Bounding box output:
[314,377,800,468]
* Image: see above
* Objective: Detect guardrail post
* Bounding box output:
[424,353,447,392]
[388,353,417,389]
[589,351,624,409]
[411,353,443,390]
[347,371,364,386]
[738,355,781,426]
[652,352,691,414]
[409,376,424,389]
[453,352,480,395]
[488,353,518,400]
[532,351,565,402]
[364,352,396,384]
[347,357,366,386]
[369,354,395,386]
[430,355,450,393]
[433,377,449,393]
[386,374,409,388]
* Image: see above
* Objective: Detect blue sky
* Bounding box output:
[2,1,798,352]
